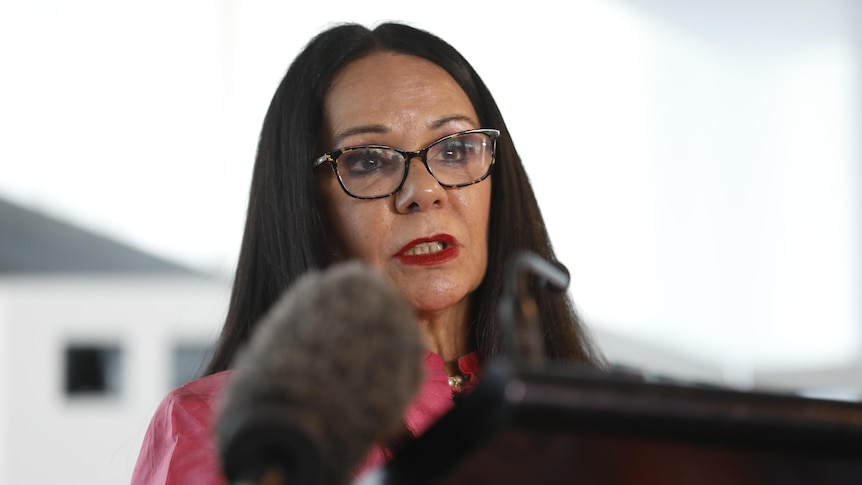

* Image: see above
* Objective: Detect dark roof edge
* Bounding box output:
[0,196,207,276]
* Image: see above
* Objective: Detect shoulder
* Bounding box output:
[162,371,232,417]
[148,370,232,432]
[131,371,233,485]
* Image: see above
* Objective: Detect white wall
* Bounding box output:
[541,0,862,378]
[0,291,7,485]
[0,276,228,485]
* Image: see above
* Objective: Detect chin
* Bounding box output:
[407,287,474,316]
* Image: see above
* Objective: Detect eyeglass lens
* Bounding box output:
[335,131,494,198]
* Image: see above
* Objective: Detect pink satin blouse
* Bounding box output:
[131,351,480,484]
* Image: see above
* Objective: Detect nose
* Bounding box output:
[393,156,446,213]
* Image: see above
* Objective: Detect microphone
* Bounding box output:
[216,262,426,485]
[499,251,571,366]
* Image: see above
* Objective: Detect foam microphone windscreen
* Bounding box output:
[216,262,425,485]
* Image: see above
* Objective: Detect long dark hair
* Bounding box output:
[205,22,602,376]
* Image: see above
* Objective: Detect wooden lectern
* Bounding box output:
[375,362,862,485]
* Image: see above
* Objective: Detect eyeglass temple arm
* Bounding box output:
[312,154,331,168]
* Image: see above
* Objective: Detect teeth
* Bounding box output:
[405,241,445,256]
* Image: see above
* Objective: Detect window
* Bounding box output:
[64,344,122,396]
[172,343,214,388]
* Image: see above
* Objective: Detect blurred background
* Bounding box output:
[0,0,859,483]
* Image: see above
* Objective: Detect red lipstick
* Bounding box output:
[396,234,460,266]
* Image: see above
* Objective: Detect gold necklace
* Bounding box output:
[448,373,469,401]
[447,374,467,389]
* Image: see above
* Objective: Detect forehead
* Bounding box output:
[323,52,479,147]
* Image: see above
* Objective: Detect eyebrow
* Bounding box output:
[332,115,479,148]
[429,114,478,130]
[331,124,388,148]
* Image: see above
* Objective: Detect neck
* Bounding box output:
[417,302,472,373]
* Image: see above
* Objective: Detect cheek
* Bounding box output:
[478,187,493,272]
[327,197,389,263]
[476,209,491,273]
[459,182,492,274]
[473,183,492,238]
[316,174,355,258]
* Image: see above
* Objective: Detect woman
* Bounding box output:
[132,22,601,485]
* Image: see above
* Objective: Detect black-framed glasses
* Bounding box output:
[313,128,500,199]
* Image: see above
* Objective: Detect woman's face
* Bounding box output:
[317,52,491,315]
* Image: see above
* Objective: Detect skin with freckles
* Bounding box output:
[315,52,492,366]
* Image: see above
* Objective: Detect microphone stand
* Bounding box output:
[498,251,570,367]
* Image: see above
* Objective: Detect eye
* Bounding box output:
[433,135,484,165]
[440,141,467,161]
[338,148,402,177]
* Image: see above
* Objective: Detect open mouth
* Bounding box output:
[396,235,459,266]
[403,241,446,256]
